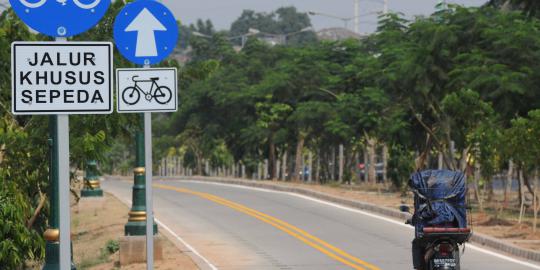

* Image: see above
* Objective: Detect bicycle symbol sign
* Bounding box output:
[122,76,172,106]
[116,68,178,113]
[10,0,110,37]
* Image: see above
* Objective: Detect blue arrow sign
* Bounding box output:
[9,0,111,37]
[113,0,179,65]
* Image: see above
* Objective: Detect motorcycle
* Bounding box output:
[401,170,472,270]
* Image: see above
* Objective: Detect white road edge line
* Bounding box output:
[155,219,219,270]
[113,192,219,270]
[175,180,540,270]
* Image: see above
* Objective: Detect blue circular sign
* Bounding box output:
[113,0,178,65]
[9,0,111,37]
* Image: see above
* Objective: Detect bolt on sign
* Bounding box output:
[11,42,113,115]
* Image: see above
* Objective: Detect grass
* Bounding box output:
[77,239,119,269]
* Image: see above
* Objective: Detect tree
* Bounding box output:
[505,110,540,230]
[230,7,317,46]
[0,9,46,268]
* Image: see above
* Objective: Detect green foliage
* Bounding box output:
[0,185,44,269]
[0,1,176,267]
[152,4,540,187]
[387,145,416,192]
[105,239,119,254]
[230,7,317,46]
[505,110,540,170]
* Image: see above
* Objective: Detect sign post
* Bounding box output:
[144,104,153,270]
[9,1,112,268]
[114,1,178,269]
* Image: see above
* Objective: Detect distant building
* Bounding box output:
[316,27,366,41]
[172,46,192,65]
[257,36,284,46]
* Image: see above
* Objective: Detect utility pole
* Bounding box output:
[354,0,360,34]
[384,0,388,14]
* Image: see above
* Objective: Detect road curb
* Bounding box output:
[163,175,540,263]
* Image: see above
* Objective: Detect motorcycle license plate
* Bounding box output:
[433,258,456,268]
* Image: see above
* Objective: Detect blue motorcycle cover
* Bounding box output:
[409,170,467,237]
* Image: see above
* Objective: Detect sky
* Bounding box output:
[0,1,489,34]
[161,0,489,34]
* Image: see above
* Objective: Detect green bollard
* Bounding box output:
[125,114,157,236]
[81,160,104,197]
[81,160,103,197]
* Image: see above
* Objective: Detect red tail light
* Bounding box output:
[436,243,454,256]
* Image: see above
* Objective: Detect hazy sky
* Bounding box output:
[161,0,488,33]
[0,1,489,33]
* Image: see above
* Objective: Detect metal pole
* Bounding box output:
[241,35,246,49]
[58,114,70,270]
[43,116,60,270]
[384,0,389,14]
[354,0,360,34]
[144,64,154,270]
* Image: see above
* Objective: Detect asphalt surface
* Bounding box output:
[103,178,540,270]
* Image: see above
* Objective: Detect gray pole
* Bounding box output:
[241,35,246,49]
[145,111,153,270]
[58,114,70,270]
[143,61,154,270]
[354,0,360,34]
[55,36,71,270]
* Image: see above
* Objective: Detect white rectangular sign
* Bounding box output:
[116,68,178,113]
[11,42,113,115]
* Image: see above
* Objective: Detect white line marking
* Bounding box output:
[172,179,540,270]
[110,188,219,270]
[155,219,219,270]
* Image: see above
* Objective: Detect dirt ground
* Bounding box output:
[72,193,199,270]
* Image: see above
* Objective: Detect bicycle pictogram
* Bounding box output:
[19,0,101,10]
[122,76,172,106]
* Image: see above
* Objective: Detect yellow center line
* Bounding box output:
[154,183,381,270]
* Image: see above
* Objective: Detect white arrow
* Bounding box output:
[125,8,166,57]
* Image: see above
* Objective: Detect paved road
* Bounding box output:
[103,178,540,270]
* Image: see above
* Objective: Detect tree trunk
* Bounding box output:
[308,151,313,183]
[265,159,269,179]
[281,149,288,181]
[269,134,276,180]
[534,169,539,233]
[292,133,305,182]
[382,144,388,183]
[474,162,484,212]
[196,153,203,175]
[338,144,344,183]
[363,148,368,182]
[27,192,46,229]
[315,149,320,183]
[367,137,377,184]
[504,160,514,207]
[519,169,525,224]
[459,148,469,172]
[331,146,336,181]
[522,172,540,203]
[438,151,444,170]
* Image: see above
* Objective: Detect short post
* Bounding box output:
[125,114,157,236]
[81,160,103,197]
